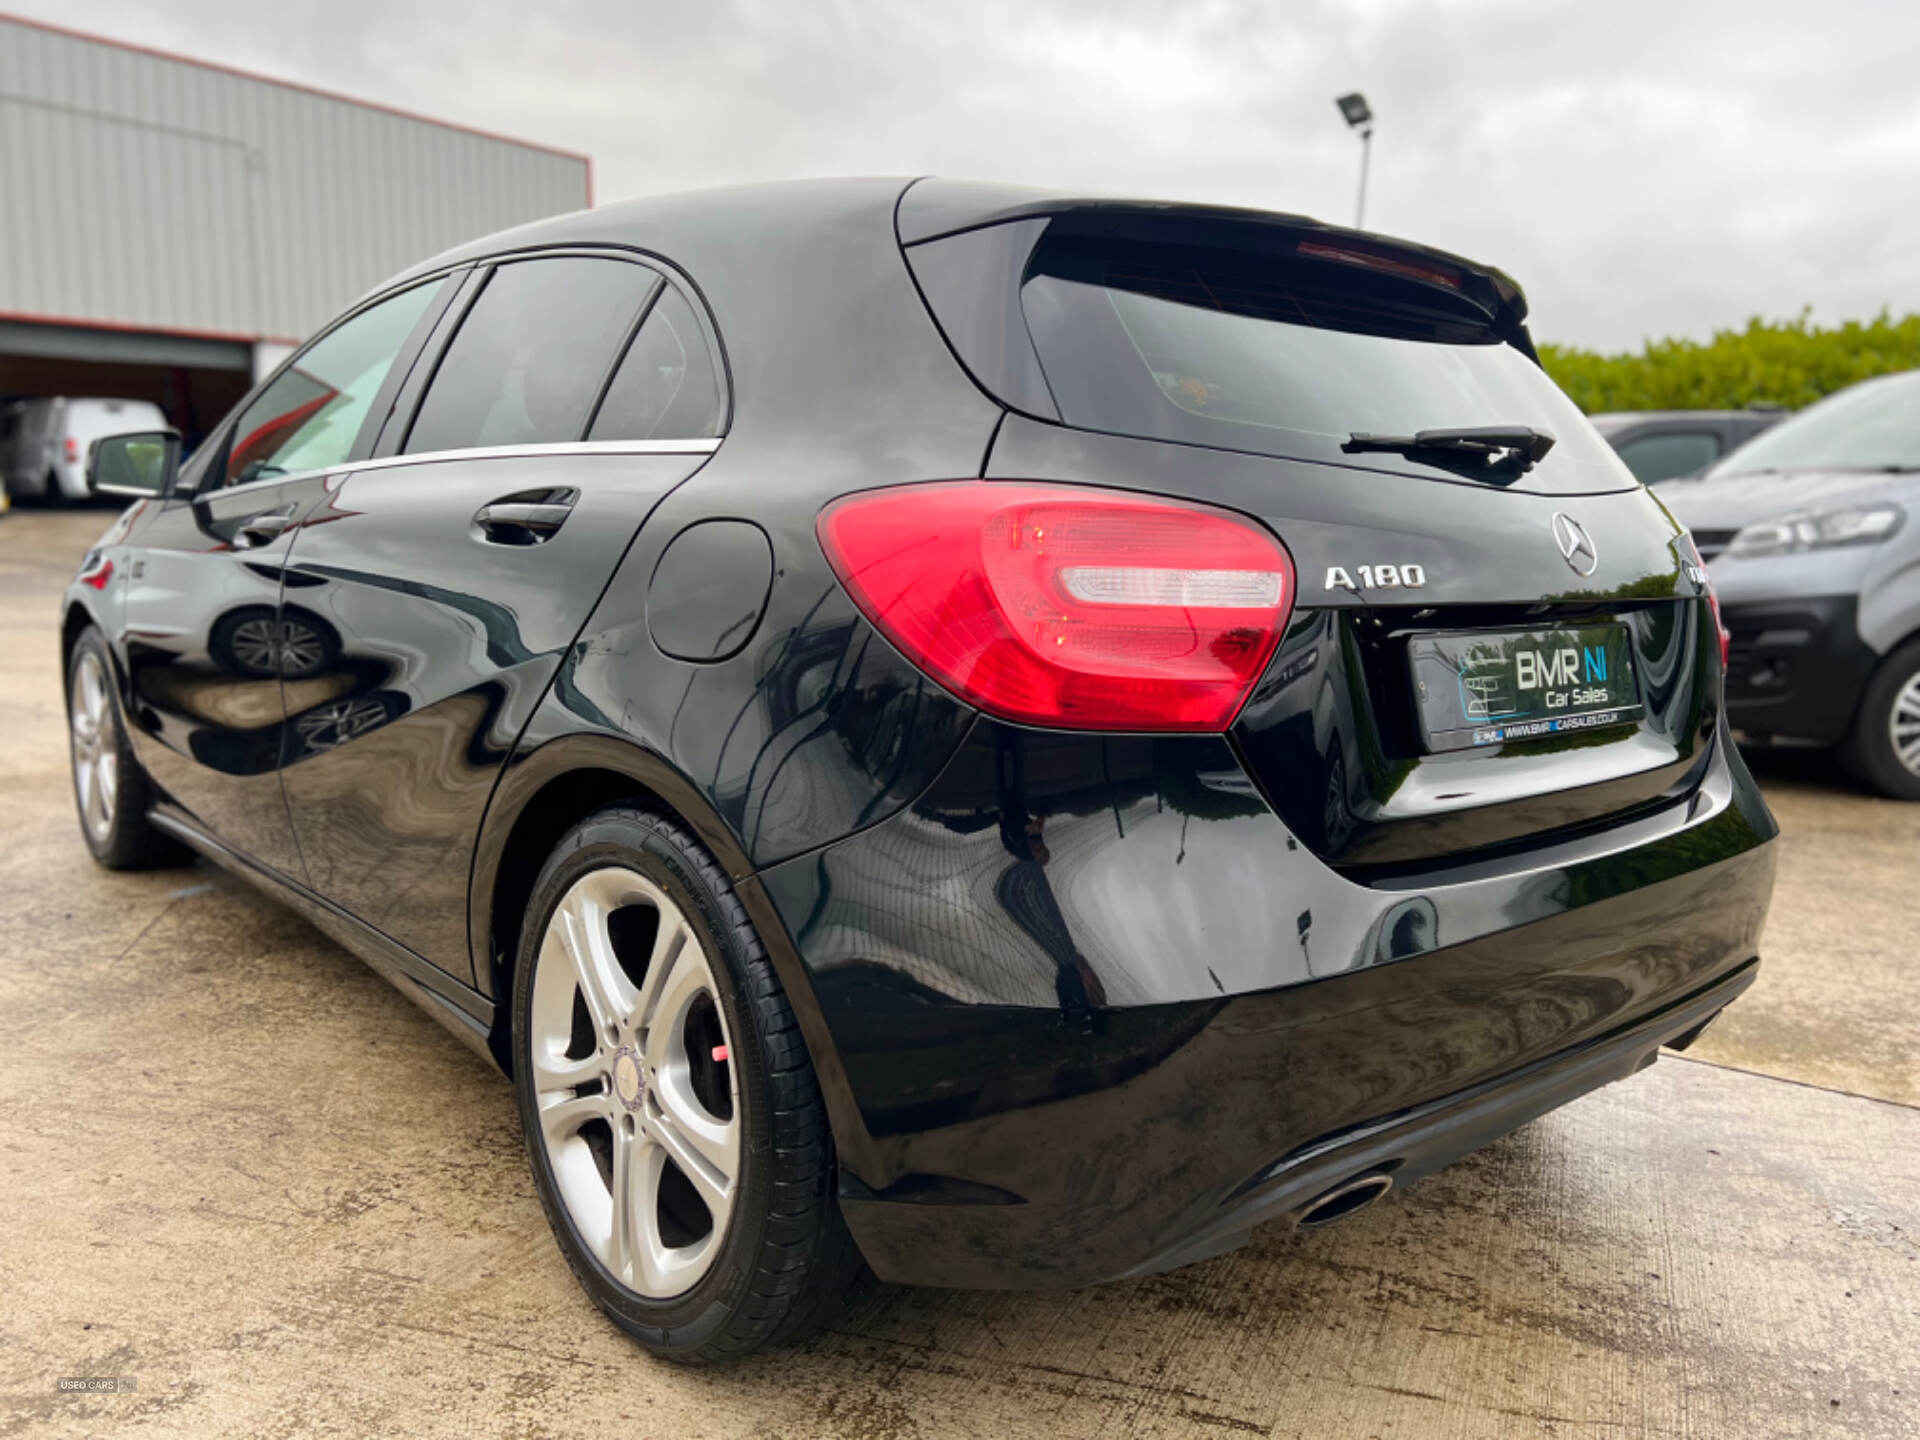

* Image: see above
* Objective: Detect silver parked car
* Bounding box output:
[1,396,168,502]
[1661,369,1920,798]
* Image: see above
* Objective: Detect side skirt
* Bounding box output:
[149,805,501,1071]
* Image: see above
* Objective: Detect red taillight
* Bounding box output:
[1708,588,1731,668]
[1296,239,1462,290]
[64,436,80,463]
[1678,532,1731,668]
[817,481,1294,731]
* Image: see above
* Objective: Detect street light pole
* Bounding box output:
[1355,124,1372,229]
[1334,92,1374,230]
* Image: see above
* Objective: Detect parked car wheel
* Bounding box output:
[511,805,867,1363]
[290,691,405,755]
[67,628,189,869]
[1843,639,1920,800]
[209,605,339,679]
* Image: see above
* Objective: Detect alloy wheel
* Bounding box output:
[293,696,391,752]
[230,616,326,677]
[529,866,740,1299]
[70,651,118,844]
[1891,671,1920,778]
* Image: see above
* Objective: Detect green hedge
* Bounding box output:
[1538,310,1920,414]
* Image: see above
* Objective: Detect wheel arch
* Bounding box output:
[1854,615,1920,717]
[469,732,881,1180]
[1859,557,1920,657]
[61,600,94,678]
[1875,621,1920,663]
[60,597,113,698]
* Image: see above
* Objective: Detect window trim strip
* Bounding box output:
[350,438,722,474]
[178,438,722,501]
[582,275,666,440]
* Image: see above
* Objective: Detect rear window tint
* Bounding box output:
[406,258,655,454]
[588,288,723,441]
[1020,234,1628,486]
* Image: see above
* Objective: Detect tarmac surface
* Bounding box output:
[2,507,1915,1439]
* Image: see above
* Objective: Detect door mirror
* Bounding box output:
[88,430,181,498]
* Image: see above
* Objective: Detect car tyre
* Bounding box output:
[511,804,869,1363]
[1842,638,1920,801]
[67,627,190,869]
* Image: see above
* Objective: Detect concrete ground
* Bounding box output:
[1,507,1914,1440]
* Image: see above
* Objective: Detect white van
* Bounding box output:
[1,397,169,502]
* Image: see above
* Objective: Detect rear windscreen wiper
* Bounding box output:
[1344,425,1556,473]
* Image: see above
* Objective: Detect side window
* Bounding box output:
[588,288,724,441]
[405,258,655,454]
[1614,430,1722,484]
[223,281,440,486]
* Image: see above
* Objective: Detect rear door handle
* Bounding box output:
[238,508,296,547]
[474,492,578,543]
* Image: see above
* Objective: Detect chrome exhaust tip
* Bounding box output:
[1296,1172,1394,1230]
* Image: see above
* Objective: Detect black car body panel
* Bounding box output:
[62,177,1777,1294]
[275,449,713,981]
[115,473,335,879]
[757,717,1771,1286]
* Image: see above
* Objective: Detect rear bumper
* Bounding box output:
[757,717,1777,1290]
[1722,595,1875,744]
[1113,956,1754,1280]
[836,958,1757,1289]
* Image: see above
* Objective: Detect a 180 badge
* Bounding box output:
[1325,563,1427,591]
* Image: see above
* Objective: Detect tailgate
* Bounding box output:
[987,418,1717,872]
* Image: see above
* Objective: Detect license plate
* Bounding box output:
[1407,623,1644,752]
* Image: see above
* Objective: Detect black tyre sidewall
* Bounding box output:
[1847,641,1920,801]
[510,809,778,1356]
[66,627,161,867]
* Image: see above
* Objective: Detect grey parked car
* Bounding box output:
[1661,370,1920,798]
[1591,408,1786,484]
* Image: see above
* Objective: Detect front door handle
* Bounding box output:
[238,508,296,547]
[473,490,578,544]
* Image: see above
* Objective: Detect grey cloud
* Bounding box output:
[20,0,1920,350]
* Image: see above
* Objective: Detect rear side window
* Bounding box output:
[588,288,724,441]
[1015,229,1630,488]
[1614,430,1721,483]
[406,258,656,454]
[223,280,440,485]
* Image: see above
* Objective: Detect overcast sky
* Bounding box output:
[19,0,1920,352]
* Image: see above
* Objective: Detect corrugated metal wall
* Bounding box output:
[0,16,590,343]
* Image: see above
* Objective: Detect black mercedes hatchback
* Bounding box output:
[64,179,1777,1362]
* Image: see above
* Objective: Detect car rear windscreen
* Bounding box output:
[1704,369,1920,477]
[1019,232,1630,487]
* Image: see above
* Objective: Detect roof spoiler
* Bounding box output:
[896,178,1538,364]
